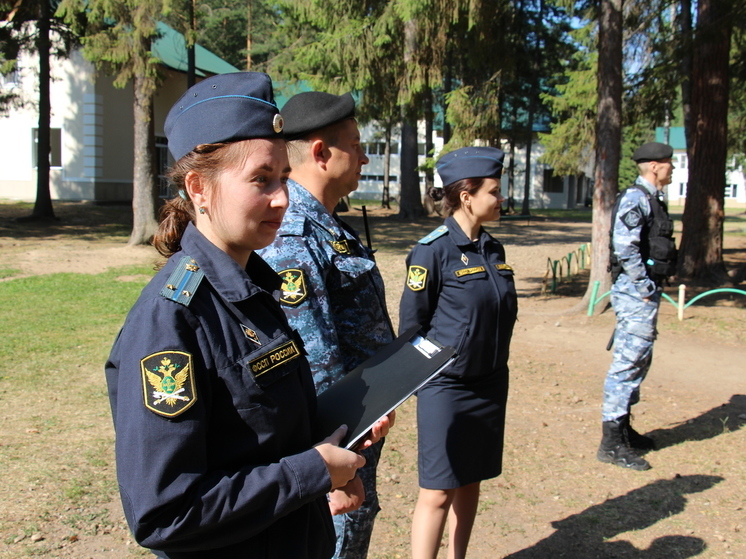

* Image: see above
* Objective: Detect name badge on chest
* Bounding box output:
[248,340,300,379]
[454,266,486,277]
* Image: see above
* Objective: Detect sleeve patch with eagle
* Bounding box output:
[278,268,308,306]
[406,265,428,291]
[141,351,197,418]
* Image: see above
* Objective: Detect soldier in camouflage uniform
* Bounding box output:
[258,91,395,558]
[598,142,677,471]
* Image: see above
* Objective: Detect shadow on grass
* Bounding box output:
[0,201,133,240]
[643,394,746,451]
[504,474,722,559]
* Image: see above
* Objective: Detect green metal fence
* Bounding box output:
[587,281,746,319]
[543,243,592,294]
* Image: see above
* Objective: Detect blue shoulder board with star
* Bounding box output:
[418,225,448,245]
[159,255,205,307]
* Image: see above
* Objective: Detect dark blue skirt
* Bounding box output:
[416,371,509,490]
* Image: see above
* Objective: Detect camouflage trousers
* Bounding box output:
[602,276,661,422]
[332,439,383,559]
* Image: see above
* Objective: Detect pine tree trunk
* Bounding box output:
[187,0,196,88]
[397,19,425,220]
[398,117,424,219]
[128,73,159,246]
[678,0,693,149]
[582,0,623,314]
[382,126,391,209]
[677,0,731,284]
[31,0,55,221]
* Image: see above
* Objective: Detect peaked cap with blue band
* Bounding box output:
[165,72,284,161]
[436,146,506,187]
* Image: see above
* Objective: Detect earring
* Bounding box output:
[199,206,206,215]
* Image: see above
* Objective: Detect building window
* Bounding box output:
[32,128,62,168]
[1,69,19,89]
[363,142,400,156]
[724,184,738,198]
[678,154,687,169]
[679,183,687,197]
[156,136,171,198]
[543,169,564,193]
[361,174,398,183]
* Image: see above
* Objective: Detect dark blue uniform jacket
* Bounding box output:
[105,223,335,558]
[399,216,518,380]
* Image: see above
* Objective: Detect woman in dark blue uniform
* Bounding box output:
[399,147,518,559]
[105,72,371,558]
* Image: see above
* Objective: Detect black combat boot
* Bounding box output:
[623,414,656,450]
[597,417,651,471]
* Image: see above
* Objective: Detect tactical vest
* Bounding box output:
[608,185,678,284]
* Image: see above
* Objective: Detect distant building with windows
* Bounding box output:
[352,120,593,210]
[657,126,746,208]
[2,43,602,211]
[0,23,238,203]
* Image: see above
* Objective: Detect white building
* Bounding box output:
[659,127,746,209]
[0,23,238,202]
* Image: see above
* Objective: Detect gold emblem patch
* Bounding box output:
[241,324,262,345]
[329,240,351,255]
[407,265,428,291]
[248,340,300,378]
[141,351,197,418]
[454,266,486,277]
[279,269,307,306]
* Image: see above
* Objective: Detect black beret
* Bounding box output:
[281,91,356,140]
[632,142,673,163]
[165,72,284,161]
[436,147,506,187]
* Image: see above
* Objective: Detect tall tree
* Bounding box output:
[539,26,597,178]
[192,0,281,71]
[677,0,733,283]
[677,0,693,147]
[585,0,623,313]
[1,0,78,221]
[398,16,425,218]
[59,0,164,245]
[33,0,52,219]
[276,0,526,219]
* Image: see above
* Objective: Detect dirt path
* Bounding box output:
[1,208,744,558]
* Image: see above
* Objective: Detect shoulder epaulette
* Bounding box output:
[159,255,205,307]
[418,225,449,245]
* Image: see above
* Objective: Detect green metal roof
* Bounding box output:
[153,22,239,77]
[655,126,686,150]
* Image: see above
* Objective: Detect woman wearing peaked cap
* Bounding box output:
[105,72,381,558]
[399,146,518,559]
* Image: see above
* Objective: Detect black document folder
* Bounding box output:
[316,325,456,449]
